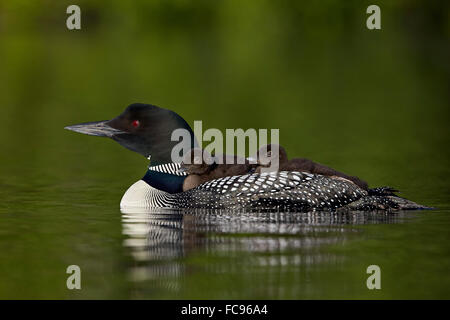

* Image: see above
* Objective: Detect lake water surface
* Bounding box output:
[0,1,448,299]
[0,155,449,299]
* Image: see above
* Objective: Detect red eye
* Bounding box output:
[131,120,140,128]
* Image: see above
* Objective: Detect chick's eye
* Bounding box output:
[131,120,140,128]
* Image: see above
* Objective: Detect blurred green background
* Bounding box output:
[0,0,449,299]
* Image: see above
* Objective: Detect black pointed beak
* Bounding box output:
[64,121,125,137]
[65,119,147,158]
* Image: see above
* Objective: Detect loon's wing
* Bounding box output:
[178,171,367,211]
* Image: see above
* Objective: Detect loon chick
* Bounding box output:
[253,144,369,190]
[65,103,428,211]
[180,148,257,191]
[180,148,214,191]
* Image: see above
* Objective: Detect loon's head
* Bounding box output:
[65,103,198,165]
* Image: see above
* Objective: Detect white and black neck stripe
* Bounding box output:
[148,163,187,176]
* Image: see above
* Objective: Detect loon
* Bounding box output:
[252,144,369,190]
[65,103,429,212]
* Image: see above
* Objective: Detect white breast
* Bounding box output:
[120,180,176,212]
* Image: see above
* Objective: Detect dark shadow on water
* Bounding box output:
[121,209,413,295]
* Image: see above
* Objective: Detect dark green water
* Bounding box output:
[0,1,449,299]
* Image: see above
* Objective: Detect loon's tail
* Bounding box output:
[368,186,399,196]
[342,190,432,211]
[362,186,432,211]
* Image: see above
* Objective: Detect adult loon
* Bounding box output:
[65,103,428,212]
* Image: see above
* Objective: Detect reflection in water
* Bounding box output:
[121,209,408,296]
